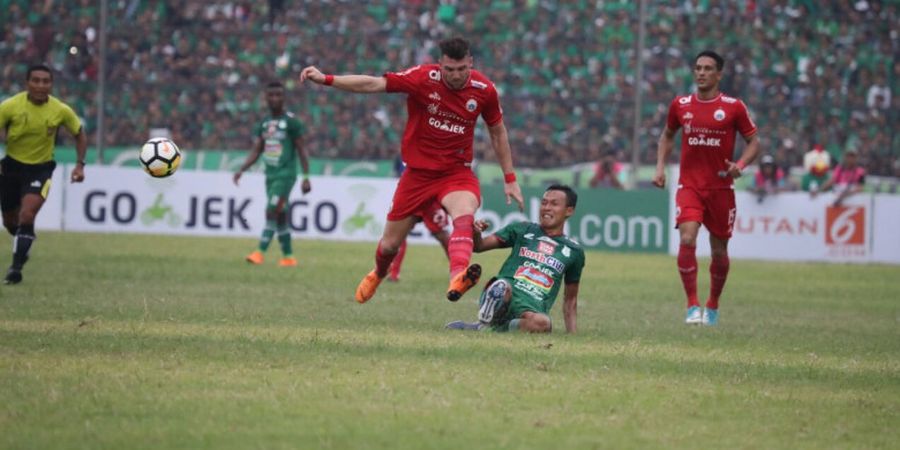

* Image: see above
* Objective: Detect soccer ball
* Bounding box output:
[139,137,182,178]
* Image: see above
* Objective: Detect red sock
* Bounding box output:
[677,244,700,307]
[374,241,397,278]
[388,240,407,280]
[707,253,730,310]
[448,214,474,277]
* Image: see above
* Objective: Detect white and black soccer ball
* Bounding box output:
[139,137,182,178]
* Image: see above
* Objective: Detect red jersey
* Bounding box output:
[666,92,757,189]
[384,64,503,171]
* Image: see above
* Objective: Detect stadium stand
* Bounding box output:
[0,0,896,176]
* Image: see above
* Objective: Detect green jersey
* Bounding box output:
[493,221,585,312]
[255,112,303,179]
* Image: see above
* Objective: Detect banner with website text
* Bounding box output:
[479,185,669,253]
[40,166,669,252]
[35,165,899,263]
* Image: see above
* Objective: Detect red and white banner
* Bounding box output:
[668,190,897,264]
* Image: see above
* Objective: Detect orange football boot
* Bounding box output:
[279,256,298,267]
[245,251,264,265]
[446,263,482,302]
[355,270,384,303]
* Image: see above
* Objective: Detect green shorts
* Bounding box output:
[265,176,296,209]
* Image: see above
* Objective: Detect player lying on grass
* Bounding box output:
[446,185,585,333]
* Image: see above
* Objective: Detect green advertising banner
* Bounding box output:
[478,185,669,253]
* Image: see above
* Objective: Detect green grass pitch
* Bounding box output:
[1,232,898,449]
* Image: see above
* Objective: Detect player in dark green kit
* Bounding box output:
[234,81,311,267]
[447,185,585,333]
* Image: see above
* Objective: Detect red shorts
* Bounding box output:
[388,167,480,222]
[675,187,736,239]
[419,199,449,234]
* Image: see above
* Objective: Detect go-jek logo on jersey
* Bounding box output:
[687,136,722,146]
[428,117,466,134]
[519,247,565,272]
[825,206,865,245]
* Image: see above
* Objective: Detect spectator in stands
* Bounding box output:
[816,148,866,207]
[801,144,831,192]
[752,154,787,203]
[589,151,624,190]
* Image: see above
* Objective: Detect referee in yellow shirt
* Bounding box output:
[0,64,87,284]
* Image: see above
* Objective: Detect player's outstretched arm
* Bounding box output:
[562,282,579,333]
[472,219,505,253]
[487,122,524,211]
[653,126,677,188]
[299,66,386,93]
[234,137,264,185]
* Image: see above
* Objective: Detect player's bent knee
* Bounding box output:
[521,312,552,333]
[378,238,403,254]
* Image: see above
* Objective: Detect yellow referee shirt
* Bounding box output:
[0,92,82,164]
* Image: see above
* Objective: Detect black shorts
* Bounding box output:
[0,157,56,212]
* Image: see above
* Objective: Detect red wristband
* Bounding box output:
[736,160,746,171]
[324,74,334,86]
[504,172,517,183]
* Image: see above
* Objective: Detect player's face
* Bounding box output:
[26,70,52,103]
[439,55,472,90]
[693,56,722,92]
[266,88,284,111]
[539,190,573,230]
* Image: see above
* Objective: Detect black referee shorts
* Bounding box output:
[0,157,57,212]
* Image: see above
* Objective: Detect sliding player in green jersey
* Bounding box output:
[447,185,585,333]
[234,81,311,267]
[0,64,88,284]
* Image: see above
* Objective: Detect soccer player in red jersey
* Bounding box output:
[652,50,760,326]
[300,37,524,303]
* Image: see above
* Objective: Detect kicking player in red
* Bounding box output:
[300,37,524,303]
[653,50,760,326]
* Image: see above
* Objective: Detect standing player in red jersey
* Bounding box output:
[299,37,524,303]
[652,50,760,326]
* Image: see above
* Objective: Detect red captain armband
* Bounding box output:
[324,74,335,86]
[504,172,517,183]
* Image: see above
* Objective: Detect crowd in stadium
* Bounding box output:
[0,0,896,177]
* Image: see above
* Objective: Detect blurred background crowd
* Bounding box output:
[0,0,896,179]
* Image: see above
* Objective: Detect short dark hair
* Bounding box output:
[546,184,578,208]
[26,64,53,81]
[695,50,724,71]
[439,37,471,60]
[266,81,284,89]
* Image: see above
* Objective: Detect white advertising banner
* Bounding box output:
[871,195,900,264]
[668,189,885,263]
[61,166,438,243]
